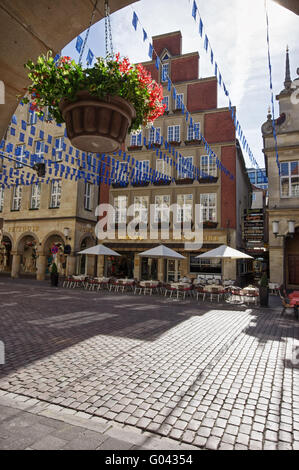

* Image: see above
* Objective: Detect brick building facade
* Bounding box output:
[99,31,251,283]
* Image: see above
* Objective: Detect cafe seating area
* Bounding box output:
[61,274,265,307]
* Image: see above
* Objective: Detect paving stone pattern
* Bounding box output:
[0,278,298,450]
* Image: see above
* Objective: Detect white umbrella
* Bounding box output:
[195,244,253,282]
[195,245,253,260]
[139,244,185,260]
[78,244,121,256]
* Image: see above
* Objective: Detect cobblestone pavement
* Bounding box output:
[0,278,298,450]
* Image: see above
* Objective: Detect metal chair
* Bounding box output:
[196,285,206,301]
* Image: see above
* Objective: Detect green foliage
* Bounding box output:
[22,51,164,132]
[259,273,268,287]
[51,262,58,274]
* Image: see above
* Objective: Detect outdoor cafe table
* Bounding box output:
[140,280,159,287]
[204,284,224,291]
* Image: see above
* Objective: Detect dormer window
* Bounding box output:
[161,63,169,82]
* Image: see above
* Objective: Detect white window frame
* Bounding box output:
[149,126,161,144]
[50,180,61,208]
[200,155,217,177]
[167,125,180,142]
[15,144,26,168]
[154,195,170,223]
[162,96,169,112]
[27,109,37,125]
[113,162,129,184]
[134,195,149,223]
[30,183,41,209]
[177,194,193,223]
[178,156,193,179]
[187,122,200,141]
[84,182,92,211]
[162,63,169,82]
[156,159,171,179]
[130,131,142,147]
[280,161,299,198]
[114,195,127,224]
[175,94,184,110]
[200,193,217,222]
[0,187,4,212]
[53,136,64,162]
[12,185,22,211]
[137,160,149,180]
[34,140,44,160]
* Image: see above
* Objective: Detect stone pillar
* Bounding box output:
[97,255,105,277]
[36,255,47,281]
[11,253,21,279]
[223,259,236,281]
[66,255,76,276]
[134,253,140,280]
[86,255,95,276]
[157,258,165,282]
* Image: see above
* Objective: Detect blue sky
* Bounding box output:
[62,0,299,169]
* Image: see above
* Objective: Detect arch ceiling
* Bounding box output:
[0,0,137,139]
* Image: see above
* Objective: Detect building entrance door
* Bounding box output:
[288,255,299,285]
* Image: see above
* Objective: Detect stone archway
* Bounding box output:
[10,232,39,278]
[17,233,39,275]
[0,235,12,273]
[0,0,136,140]
[42,232,66,277]
[76,235,96,276]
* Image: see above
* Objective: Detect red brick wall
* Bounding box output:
[187,80,217,112]
[221,146,236,229]
[171,55,198,83]
[204,110,235,143]
[143,63,159,82]
[153,32,182,59]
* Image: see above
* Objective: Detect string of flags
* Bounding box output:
[188,0,266,175]
[129,2,268,183]
[1,101,236,190]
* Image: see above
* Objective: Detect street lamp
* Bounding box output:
[272,220,296,290]
[272,220,295,238]
[63,227,71,240]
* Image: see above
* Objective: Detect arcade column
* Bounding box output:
[11,252,21,279]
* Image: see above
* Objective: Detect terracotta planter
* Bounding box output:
[168,141,181,147]
[259,286,269,307]
[153,179,171,186]
[184,139,202,146]
[50,273,59,287]
[131,181,150,187]
[112,182,129,189]
[59,91,136,153]
[175,178,194,185]
[203,222,218,229]
[198,176,218,184]
[146,143,161,149]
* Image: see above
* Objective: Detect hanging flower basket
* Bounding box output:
[22,52,166,153]
[59,91,136,153]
